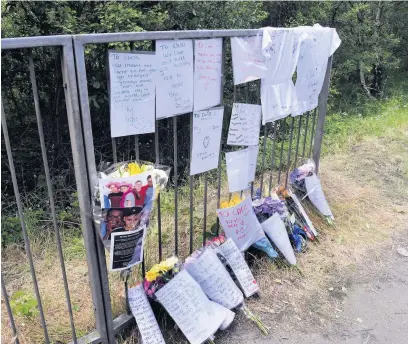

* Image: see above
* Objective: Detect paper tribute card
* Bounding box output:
[156,39,194,119]
[227,103,262,146]
[108,51,156,138]
[194,38,223,111]
[190,107,224,176]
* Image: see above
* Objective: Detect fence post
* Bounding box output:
[313,55,333,173]
[61,39,114,344]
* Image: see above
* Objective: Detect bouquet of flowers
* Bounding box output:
[144,257,232,344]
[289,160,334,224]
[185,248,269,335]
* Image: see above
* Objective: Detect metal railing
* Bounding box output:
[1,29,331,344]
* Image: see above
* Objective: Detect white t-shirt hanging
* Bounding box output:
[231,35,268,85]
[260,28,302,124]
[293,24,341,116]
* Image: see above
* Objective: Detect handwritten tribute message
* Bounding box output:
[108,51,156,137]
[225,148,250,192]
[227,103,262,146]
[156,270,225,344]
[128,284,165,344]
[194,38,223,111]
[156,39,193,119]
[217,238,260,297]
[217,198,265,251]
[185,249,244,309]
[190,107,224,176]
[230,36,267,85]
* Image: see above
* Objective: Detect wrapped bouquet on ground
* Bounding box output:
[289,159,334,223]
[144,257,233,344]
[185,248,269,335]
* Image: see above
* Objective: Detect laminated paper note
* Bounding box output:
[293,24,341,116]
[231,35,267,85]
[261,213,296,265]
[108,51,156,137]
[128,284,165,344]
[156,40,194,119]
[225,149,250,192]
[190,107,224,176]
[218,238,260,298]
[305,174,334,219]
[156,270,225,344]
[247,145,259,183]
[216,197,265,251]
[185,249,244,309]
[194,38,223,111]
[227,103,262,146]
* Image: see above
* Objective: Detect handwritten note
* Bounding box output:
[247,145,259,183]
[185,249,244,309]
[156,40,194,119]
[190,107,223,176]
[108,51,156,137]
[227,103,261,146]
[128,284,166,344]
[216,197,265,251]
[231,36,267,85]
[225,148,250,192]
[156,270,225,344]
[194,39,223,111]
[217,238,260,298]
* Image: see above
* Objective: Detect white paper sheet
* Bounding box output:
[108,51,156,137]
[231,35,268,85]
[227,103,262,146]
[247,145,259,183]
[217,238,260,298]
[185,249,244,309]
[293,25,341,116]
[155,270,225,344]
[128,284,166,344]
[261,213,296,265]
[305,174,333,218]
[194,38,223,111]
[190,107,224,176]
[156,40,194,119]
[216,197,265,251]
[225,149,250,192]
[260,28,302,124]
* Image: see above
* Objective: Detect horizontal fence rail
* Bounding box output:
[1,29,331,344]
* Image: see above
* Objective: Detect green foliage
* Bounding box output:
[10,290,39,318]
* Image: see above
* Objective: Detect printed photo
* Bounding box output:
[110,225,147,271]
[99,172,155,210]
[100,206,151,241]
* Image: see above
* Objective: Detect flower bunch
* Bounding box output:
[143,256,180,300]
[253,196,288,223]
[220,194,242,209]
[127,162,152,176]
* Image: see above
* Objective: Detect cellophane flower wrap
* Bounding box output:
[144,257,230,344]
[185,247,269,335]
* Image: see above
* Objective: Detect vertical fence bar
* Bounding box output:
[28,52,77,343]
[313,56,333,172]
[268,122,277,193]
[189,114,194,254]
[259,123,268,197]
[1,103,50,344]
[301,111,310,159]
[308,108,317,158]
[112,138,118,163]
[155,121,162,262]
[1,275,20,344]
[277,118,287,184]
[284,117,295,188]
[216,38,226,236]
[68,39,114,343]
[202,174,208,246]
[294,115,303,167]
[135,135,140,161]
[173,117,179,255]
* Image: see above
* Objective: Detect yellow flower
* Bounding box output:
[140,164,150,172]
[128,162,141,175]
[145,271,159,282]
[220,201,230,209]
[220,194,243,208]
